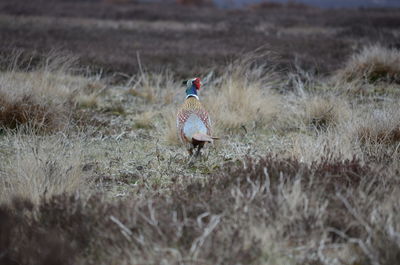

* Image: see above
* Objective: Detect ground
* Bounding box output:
[1,0,400,76]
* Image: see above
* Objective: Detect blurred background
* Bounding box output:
[1,0,399,79]
[204,0,400,8]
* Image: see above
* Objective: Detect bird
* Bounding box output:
[176,77,216,157]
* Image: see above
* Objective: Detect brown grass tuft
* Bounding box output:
[337,45,400,85]
[304,96,348,130]
[0,93,67,132]
[0,71,76,132]
[75,93,101,109]
[0,133,87,204]
[353,105,400,145]
[162,107,180,145]
[0,53,105,132]
[127,71,180,105]
[278,93,351,133]
[349,104,400,163]
[205,53,281,133]
[133,110,157,129]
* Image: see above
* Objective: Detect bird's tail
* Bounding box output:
[192,133,218,143]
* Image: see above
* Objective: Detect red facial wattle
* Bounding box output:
[193,78,201,90]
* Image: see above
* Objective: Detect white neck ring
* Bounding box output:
[186,94,199,100]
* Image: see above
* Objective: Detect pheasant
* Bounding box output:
[176,77,215,157]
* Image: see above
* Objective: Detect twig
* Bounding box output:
[136,51,145,77]
[110,215,132,242]
[327,227,379,265]
[190,214,221,258]
[336,193,373,235]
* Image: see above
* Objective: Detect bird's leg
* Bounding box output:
[187,146,195,166]
[188,147,193,156]
[194,145,202,158]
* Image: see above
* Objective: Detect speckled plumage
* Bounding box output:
[177,97,211,141]
[176,78,213,156]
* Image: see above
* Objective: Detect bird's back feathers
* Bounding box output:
[177,97,211,145]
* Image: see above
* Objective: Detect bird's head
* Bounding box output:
[183,77,201,98]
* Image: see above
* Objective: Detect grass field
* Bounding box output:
[1,1,400,265]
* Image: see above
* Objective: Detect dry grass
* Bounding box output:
[205,53,281,133]
[350,103,400,163]
[76,93,100,109]
[133,110,157,129]
[124,69,182,144]
[354,105,400,146]
[279,93,351,132]
[0,71,74,132]
[284,98,400,166]
[2,46,400,264]
[337,45,400,85]
[0,53,103,132]
[290,130,360,163]
[0,133,87,204]
[126,70,180,105]
[75,79,104,109]
[162,107,180,145]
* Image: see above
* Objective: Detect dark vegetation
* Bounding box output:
[1,0,400,78]
[2,155,398,265]
[0,94,71,132]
